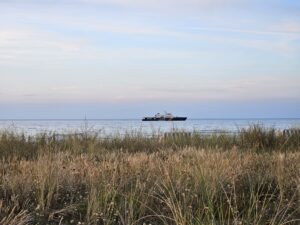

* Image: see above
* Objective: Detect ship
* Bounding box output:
[142,112,187,121]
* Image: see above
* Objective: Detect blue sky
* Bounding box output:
[0,0,300,119]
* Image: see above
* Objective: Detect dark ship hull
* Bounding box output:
[142,117,187,121]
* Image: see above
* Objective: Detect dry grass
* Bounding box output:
[0,125,300,160]
[0,203,32,225]
[0,126,300,224]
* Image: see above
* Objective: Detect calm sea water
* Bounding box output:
[0,119,299,136]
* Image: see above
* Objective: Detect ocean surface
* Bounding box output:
[0,119,299,136]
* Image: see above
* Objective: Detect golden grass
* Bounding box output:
[0,126,299,224]
[0,148,299,224]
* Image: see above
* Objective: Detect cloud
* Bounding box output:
[69,0,300,17]
[190,26,300,37]
[1,0,285,17]
[1,75,299,104]
[76,20,174,36]
[188,21,300,53]
[1,0,299,56]
[22,94,37,97]
[146,87,228,94]
[75,0,243,7]
[52,86,79,91]
[139,76,300,101]
[0,29,90,63]
[1,0,299,106]
[0,27,206,65]
[2,0,252,8]
[269,21,300,34]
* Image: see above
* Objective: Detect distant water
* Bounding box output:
[0,119,299,136]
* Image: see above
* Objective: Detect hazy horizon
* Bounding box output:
[1,0,299,118]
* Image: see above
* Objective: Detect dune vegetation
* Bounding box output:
[0,125,300,225]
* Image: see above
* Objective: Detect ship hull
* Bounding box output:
[142,117,187,121]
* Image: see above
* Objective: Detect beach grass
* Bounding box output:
[0,125,300,224]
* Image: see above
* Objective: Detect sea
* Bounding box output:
[0,119,299,136]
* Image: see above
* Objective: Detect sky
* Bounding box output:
[0,0,300,119]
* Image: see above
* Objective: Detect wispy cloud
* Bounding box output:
[3,0,295,17]
[269,21,300,34]
[69,0,292,15]
[0,29,88,63]
[22,94,37,97]
[139,76,300,101]
[10,0,253,8]
[1,75,299,104]
[1,0,299,106]
[190,26,300,37]
[2,0,299,56]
